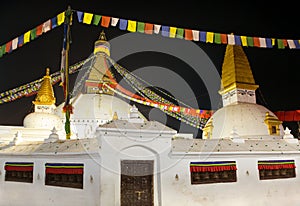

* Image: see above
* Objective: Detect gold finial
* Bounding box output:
[219,44,259,94]
[33,68,56,105]
[113,111,118,120]
[99,30,107,41]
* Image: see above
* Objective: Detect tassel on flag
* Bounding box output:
[111,17,119,26]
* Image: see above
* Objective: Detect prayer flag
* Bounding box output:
[169,27,176,38]
[259,37,266,48]
[176,28,184,39]
[154,24,161,34]
[294,40,300,49]
[221,34,227,44]
[161,26,169,37]
[137,22,145,33]
[83,12,93,24]
[119,19,127,30]
[192,30,199,41]
[57,12,65,26]
[101,16,111,28]
[18,34,24,47]
[24,31,31,44]
[93,15,101,26]
[5,41,12,53]
[42,19,51,33]
[206,32,214,43]
[266,38,272,48]
[76,11,83,22]
[36,24,43,36]
[144,23,153,34]
[51,17,57,29]
[30,28,37,40]
[234,35,241,45]
[277,39,285,49]
[214,33,221,44]
[127,20,137,32]
[200,31,206,42]
[111,17,119,26]
[184,29,193,40]
[12,37,18,50]
[227,34,235,45]
[247,36,254,47]
[287,39,296,49]
[241,36,247,46]
[253,37,260,47]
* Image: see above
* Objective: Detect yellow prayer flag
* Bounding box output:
[24,31,31,44]
[83,12,93,24]
[241,36,248,46]
[127,20,137,32]
[57,12,65,26]
[272,38,276,46]
[206,32,214,43]
[169,27,177,38]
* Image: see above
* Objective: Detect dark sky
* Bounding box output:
[0,1,299,137]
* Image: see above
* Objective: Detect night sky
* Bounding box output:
[0,1,299,137]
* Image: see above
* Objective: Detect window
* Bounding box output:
[258,160,296,180]
[4,162,33,183]
[45,163,84,189]
[190,161,237,184]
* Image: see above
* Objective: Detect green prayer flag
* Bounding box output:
[247,37,254,47]
[93,15,101,26]
[0,46,3,58]
[176,28,184,39]
[0,44,6,57]
[30,28,37,40]
[214,33,221,44]
[277,39,285,49]
[137,22,145,33]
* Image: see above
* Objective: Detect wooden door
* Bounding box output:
[121,160,154,206]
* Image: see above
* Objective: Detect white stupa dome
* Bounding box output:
[205,102,284,139]
[23,112,63,130]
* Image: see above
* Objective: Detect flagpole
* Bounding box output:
[62,6,73,139]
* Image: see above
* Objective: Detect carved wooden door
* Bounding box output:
[121,160,154,206]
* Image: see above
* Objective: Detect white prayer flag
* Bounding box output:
[192,30,199,41]
[228,34,235,45]
[111,18,119,26]
[12,38,18,50]
[259,37,267,48]
[154,24,161,34]
[42,20,51,33]
[287,39,296,49]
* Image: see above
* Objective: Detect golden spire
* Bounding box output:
[94,30,110,56]
[219,45,259,94]
[33,68,56,105]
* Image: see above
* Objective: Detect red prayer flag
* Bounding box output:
[36,24,43,36]
[221,34,227,44]
[101,16,111,28]
[184,29,193,40]
[144,23,154,34]
[5,41,12,53]
[283,39,288,47]
[253,37,260,47]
